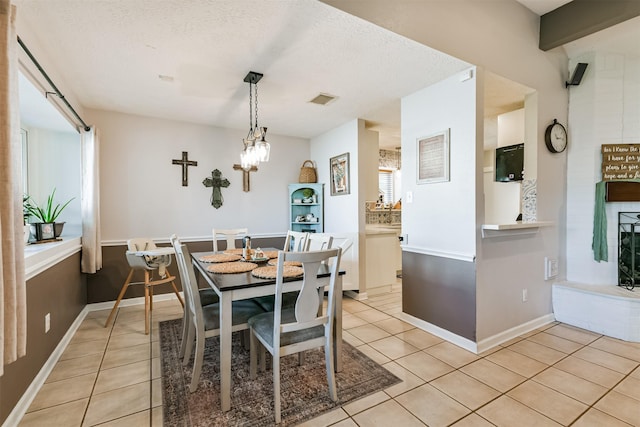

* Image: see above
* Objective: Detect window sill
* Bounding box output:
[25,236,82,280]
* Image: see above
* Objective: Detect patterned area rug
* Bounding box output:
[160,318,400,426]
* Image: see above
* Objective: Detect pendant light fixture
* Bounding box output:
[240,71,270,170]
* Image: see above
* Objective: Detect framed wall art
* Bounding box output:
[417,129,450,184]
[330,152,350,196]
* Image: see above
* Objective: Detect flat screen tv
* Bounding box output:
[495,143,524,182]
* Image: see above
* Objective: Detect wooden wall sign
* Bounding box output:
[601,144,640,181]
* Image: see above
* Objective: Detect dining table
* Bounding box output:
[191,248,344,412]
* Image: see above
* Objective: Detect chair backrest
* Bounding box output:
[305,233,333,251]
[272,248,341,347]
[284,230,309,252]
[171,235,203,328]
[212,228,248,252]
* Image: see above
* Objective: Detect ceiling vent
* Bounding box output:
[309,93,338,106]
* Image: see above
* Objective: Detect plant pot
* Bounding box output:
[30,222,55,241]
[24,224,31,245]
[54,222,65,238]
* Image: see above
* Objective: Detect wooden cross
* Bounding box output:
[202,169,230,209]
[172,151,198,186]
[233,164,258,192]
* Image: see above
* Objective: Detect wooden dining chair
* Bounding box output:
[305,233,333,251]
[212,228,248,252]
[284,230,309,252]
[171,238,266,392]
[105,237,184,334]
[248,248,342,423]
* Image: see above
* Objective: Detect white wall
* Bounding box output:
[310,119,366,292]
[401,69,478,259]
[566,52,640,284]
[87,109,309,242]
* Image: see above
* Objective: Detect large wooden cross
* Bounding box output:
[202,169,230,209]
[233,164,258,192]
[172,151,198,186]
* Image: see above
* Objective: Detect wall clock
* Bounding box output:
[544,119,567,153]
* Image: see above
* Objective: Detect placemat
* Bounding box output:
[263,250,280,259]
[267,259,302,267]
[199,253,241,263]
[223,248,244,255]
[207,262,258,274]
[252,265,303,279]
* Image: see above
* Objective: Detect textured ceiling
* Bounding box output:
[15,0,471,147]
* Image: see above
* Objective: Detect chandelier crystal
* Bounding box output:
[240,71,270,170]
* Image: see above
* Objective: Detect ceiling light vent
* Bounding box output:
[309,93,337,106]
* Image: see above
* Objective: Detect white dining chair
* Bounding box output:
[105,237,184,334]
[171,237,266,392]
[284,230,309,252]
[212,228,248,252]
[248,248,342,423]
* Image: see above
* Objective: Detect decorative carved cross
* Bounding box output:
[172,151,198,186]
[202,169,230,209]
[233,164,258,192]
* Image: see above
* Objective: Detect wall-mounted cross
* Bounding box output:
[233,164,258,192]
[202,169,230,209]
[172,151,198,186]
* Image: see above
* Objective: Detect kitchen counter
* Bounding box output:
[364,224,402,296]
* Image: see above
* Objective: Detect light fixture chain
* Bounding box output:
[254,81,259,129]
[248,81,253,133]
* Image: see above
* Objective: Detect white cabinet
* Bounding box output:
[288,183,324,233]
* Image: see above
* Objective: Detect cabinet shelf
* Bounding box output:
[289,183,324,233]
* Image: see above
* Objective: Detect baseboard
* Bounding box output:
[344,290,368,301]
[396,312,555,355]
[475,314,555,354]
[2,307,89,427]
[397,312,478,353]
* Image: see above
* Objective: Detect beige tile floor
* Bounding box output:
[18,283,640,426]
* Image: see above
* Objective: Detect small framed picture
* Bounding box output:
[417,129,450,184]
[37,222,55,240]
[330,152,350,196]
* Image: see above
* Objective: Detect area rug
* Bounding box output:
[159,318,401,426]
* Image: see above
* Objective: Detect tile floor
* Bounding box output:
[17,283,640,426]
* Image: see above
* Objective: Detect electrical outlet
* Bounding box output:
[522,289,528,302]
[545,257,559,280]
[45,313,50,333]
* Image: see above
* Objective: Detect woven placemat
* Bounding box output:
[251,265,304,279]
[206,262,257,274]
[262,250,280,259]
[267,259,302,267]
[223,249,244,255]
[199,254,241,263]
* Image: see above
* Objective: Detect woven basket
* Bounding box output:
[298,160,317,183]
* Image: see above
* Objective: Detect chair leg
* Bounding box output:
[273,350,281,424]
[182,320,195,366]
[324,338,337,401]
[104,269,134,328]
[144,271,151,335]
[190,327,205,392]
[249,328,258,379]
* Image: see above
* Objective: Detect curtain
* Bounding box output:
[0,1,27,377]
[81,127,102,273]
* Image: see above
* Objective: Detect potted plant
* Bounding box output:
[23,188,74,241]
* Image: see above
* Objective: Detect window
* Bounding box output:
[379,169,394,204]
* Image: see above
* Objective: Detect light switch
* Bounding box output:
[406,191,413,203]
